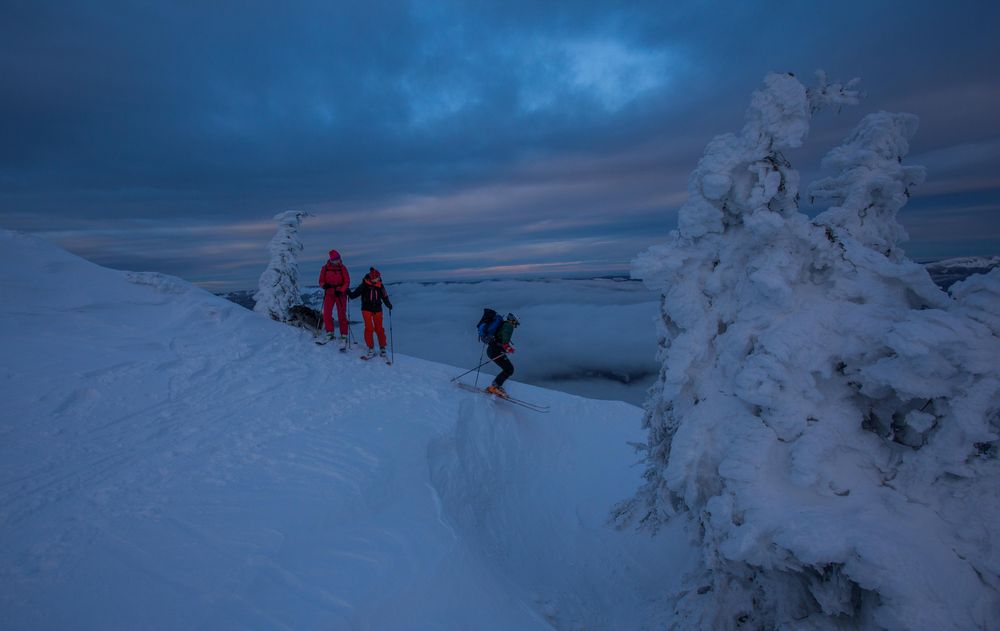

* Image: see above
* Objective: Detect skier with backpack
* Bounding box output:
[318,249,351,347]
[477,309,519,398]
[348,267,393,360]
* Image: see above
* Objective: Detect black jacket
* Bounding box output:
[348,276,393,313]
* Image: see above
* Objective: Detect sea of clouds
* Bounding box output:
[304,278,660,406]
[220,258,995,408]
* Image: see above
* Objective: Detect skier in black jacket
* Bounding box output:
[348,268,393,358]
[485,313,519,397]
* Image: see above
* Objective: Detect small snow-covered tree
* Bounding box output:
[253,210,311,322]
[617,72,1000,630]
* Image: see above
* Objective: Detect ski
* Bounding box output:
[455,382,549,413]
[500,395,548,412]
[316,336,348,348]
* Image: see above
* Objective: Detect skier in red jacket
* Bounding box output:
[318,249,351,345]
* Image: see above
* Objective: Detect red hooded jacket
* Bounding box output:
[318,250,350,294]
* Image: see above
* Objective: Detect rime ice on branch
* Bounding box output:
[810,111,925,261]
[619,72,1000,630]
[253,210,311,322]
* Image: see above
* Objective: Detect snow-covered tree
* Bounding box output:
[617,72,1000,629]
[253,210,311,322]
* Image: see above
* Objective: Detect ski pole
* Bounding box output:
[474,344,486,387]
[388,308,394,364]
[346,300,356,348]
[451,357,493,383]
[451,350,507,383]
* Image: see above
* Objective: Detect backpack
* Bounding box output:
[476,308,504,343]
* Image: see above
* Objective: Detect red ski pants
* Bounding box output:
[322,291,348,335]
[362,310,387,349]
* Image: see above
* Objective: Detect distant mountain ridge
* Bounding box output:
[922,255,1000,290]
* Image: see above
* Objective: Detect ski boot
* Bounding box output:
[486,384,508,398]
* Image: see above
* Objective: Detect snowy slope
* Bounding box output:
[0,230,696,629]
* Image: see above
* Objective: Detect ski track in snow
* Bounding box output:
[0,230,695,630]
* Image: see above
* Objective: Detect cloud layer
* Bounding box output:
[2,0,998,289]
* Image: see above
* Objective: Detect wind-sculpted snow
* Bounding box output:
[619,73,1000,629]
[428,396,695,629]
[0,229,694,629]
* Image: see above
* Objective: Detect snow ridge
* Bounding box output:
[0,229,691,629]
[620,73,1000,629]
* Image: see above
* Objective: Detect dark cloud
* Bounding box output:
[1,0,998,289]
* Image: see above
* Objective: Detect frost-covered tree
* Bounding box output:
[617,72,1000,630]
[253,210,311,322]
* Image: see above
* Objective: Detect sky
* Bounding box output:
[2,0,999,291]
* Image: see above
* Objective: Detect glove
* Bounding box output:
[503,343,514,354]
[322,283,332,290]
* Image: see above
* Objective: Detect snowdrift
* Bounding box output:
[0,230,695,629]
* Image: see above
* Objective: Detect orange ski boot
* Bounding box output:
[486,384,508,398]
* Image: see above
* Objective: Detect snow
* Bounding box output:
[253,210,310,322]
[0,229,697,629]
[226,259,992,411]
[620,73,1000,629]
[6,65,996,628]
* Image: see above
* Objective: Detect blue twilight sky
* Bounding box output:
[2,0,999,290]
